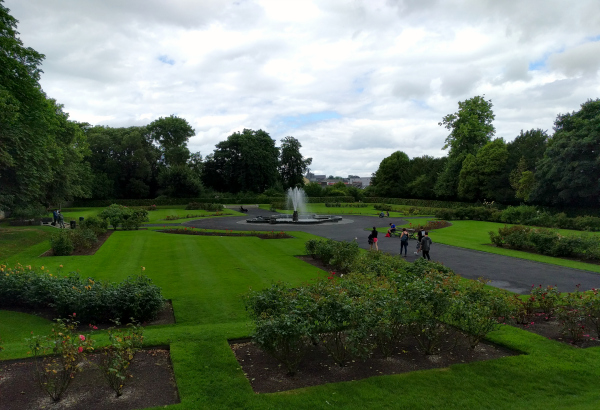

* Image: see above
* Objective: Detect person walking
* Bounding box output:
[57,210,65,228]
[370,227,379,251]
[52,209,58,226]
[399,227,409,257]
[421,231,432,260]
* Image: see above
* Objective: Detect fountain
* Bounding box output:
[246,187,342,224]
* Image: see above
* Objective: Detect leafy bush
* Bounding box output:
[304,239,361,273]
[121,208,149,230]
[185,202,223,211]
[70,228,98,250]
[0,265,164,324]
[50,231,74,256]
[79,216,108,237]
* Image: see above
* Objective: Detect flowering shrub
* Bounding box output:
[49,230,75,256]
[27,317,95,402]
[245,248,509,368]
[530,284,560,316]
[97,322,144,396]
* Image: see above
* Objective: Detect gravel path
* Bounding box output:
[181,209,600,294]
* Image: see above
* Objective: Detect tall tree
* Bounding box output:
[85,126,160,199]
[406,155,447,199]
[0,1,91,210]
[434,95,496,198]
[278,136,312,189]
[370,151,411,197]
[202,129,279,193]
[457,138,508,201]
[147,115,195,166]
[530,99,600,206]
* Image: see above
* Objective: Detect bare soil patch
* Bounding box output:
[0,347,179,410]
[230,334,520,394]
[295,255,331,273]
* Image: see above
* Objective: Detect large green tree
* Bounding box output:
[406,155,447,199]
[434,96,496,198]
[457,138,508,201]
[202,129,279,193]
[85,126,160,199]
[0,1,91,210]
[278,136,312,189]
[530,99,600,206]
[370,151,411,197]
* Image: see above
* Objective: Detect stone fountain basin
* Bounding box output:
[246,214,342,224]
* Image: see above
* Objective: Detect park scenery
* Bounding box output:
[2,1,600,409]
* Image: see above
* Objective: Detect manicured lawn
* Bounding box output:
[3,220,600,408]
[399,218,600,273]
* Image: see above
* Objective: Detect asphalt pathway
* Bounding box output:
[181,209,600,294]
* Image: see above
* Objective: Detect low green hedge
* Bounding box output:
[489,225,600,260]
[0,264,164,325]
[437,205,600,231]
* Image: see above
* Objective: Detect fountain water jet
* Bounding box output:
[246,187,342,224]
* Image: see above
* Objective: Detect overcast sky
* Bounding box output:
[5,0,600,177]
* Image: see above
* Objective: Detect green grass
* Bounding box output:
[399,218,600,273]
[4,215,600,408]
[0,226,55,261]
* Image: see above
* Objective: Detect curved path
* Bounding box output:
[182,209,600,294]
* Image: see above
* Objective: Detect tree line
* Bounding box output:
[369,95,600,207]
[0,2,312,214]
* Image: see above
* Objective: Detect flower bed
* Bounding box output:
[243,255,514,376]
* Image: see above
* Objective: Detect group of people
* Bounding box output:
[52,209,65,228]
[368,224,432,260]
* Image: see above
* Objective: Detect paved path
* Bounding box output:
[182,209,600,294]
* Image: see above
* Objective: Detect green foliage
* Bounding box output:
[98,204,148,230]
[371,151,411,197]
[531,99,600,206]
[458,139,508,201]
[185,202,223,211]
[98,322,144,397]
[26,317,95,402]
[50,231,74,256]
[79,216,108,237]
[278,136,312,189]
[304,239,361,273]
[325,202,368,208]
[0,265,164,324]
[489,225,600,261]
[202,128,280,193]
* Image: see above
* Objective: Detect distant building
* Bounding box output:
[305,172,371,188]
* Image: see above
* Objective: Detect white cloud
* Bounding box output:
[4,0,600,177]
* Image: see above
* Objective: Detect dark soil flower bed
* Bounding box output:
[511,313,600,348]
[160,228,293,239]
[230,334,520,393]
[0,347,179,410]
[40,231,114,257]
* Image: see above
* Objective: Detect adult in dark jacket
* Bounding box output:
[421,231,432,260]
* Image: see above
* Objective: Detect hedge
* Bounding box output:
[73,196,357,207]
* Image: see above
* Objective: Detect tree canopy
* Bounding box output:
[530,99,600,206]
